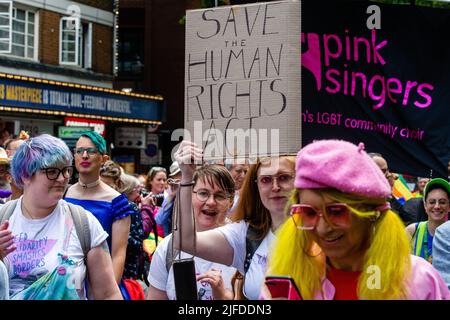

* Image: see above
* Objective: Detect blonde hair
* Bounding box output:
[268,189,412,300]
[100,160,122,186]
[119,173,141,195]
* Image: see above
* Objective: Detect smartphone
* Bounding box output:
[265,276,302,300]
[173,258,198,300]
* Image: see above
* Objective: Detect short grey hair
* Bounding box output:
[119,173,141,195]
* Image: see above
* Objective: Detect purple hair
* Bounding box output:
[11,134,73,188]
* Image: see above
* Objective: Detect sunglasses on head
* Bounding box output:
[290,203,352,230]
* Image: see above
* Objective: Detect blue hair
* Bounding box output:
[11,134,73,188]
[80,131,107,154]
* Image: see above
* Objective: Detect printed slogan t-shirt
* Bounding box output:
[4,197,108,299]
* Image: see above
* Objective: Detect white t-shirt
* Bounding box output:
[216,220,275,300]
[148,234,236,300]
[4,197,108,299]
[227,191,240,217]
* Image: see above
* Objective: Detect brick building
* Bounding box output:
[0,0,164,173]
[1,0,115,87]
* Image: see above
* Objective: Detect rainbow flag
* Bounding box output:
[392,174,413,205]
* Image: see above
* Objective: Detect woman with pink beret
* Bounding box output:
[265,139,450,300]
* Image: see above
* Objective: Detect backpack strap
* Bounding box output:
[244,224,264,274]
[0,200,18,225]
[67,203,91,259]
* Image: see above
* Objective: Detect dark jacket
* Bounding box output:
[400,198,427,226]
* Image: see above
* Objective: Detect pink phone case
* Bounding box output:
[265,276,302,300]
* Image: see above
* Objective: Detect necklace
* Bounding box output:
[79,179,101,189]
[22,201,37,220]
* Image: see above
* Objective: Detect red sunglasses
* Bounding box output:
[290,203,352,230]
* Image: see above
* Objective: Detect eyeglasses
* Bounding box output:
[74,147,98,156]
[290,203,351,230]
[40,166,74,180]
[255,173,294,188]
[0,166,8,175]
[193,189,230,203]
[426,199,449,207]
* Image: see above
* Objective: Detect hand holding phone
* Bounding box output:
[265,276,302,300]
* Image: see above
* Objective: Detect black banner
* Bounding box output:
[302,0,450,178]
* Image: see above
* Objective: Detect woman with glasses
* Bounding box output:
[266,139,449,300]
[147,165,236,300]
[65,131,133,296]
[173,140,296,300]
[0,134,121,299]
[406,178,450,263]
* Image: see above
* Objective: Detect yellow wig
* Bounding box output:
[268,189,412,300]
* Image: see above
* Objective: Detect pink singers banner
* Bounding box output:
[302,0,449,178]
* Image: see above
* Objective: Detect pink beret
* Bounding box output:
[295,140,391,198]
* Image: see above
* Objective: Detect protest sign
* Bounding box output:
[185,0,301,161]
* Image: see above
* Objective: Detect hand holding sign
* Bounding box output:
[174,140,203,182]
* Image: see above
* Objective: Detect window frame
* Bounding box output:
[10,7,36,59]
[59,16,92,69]
[59,16,80,66]
[0,2,37,60]
[83,22,92,69]
[0,0,12,54]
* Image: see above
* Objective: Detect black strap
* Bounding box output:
[149,209,159,247]
[244,224,263,274]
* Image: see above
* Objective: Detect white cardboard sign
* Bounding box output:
[185,0,301,161]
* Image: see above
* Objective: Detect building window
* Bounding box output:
[0,1,12,53]
[0,5,36,59]
[118,28,144,75]
[60,17,92,68]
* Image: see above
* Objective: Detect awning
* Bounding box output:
[0,73,164,124]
